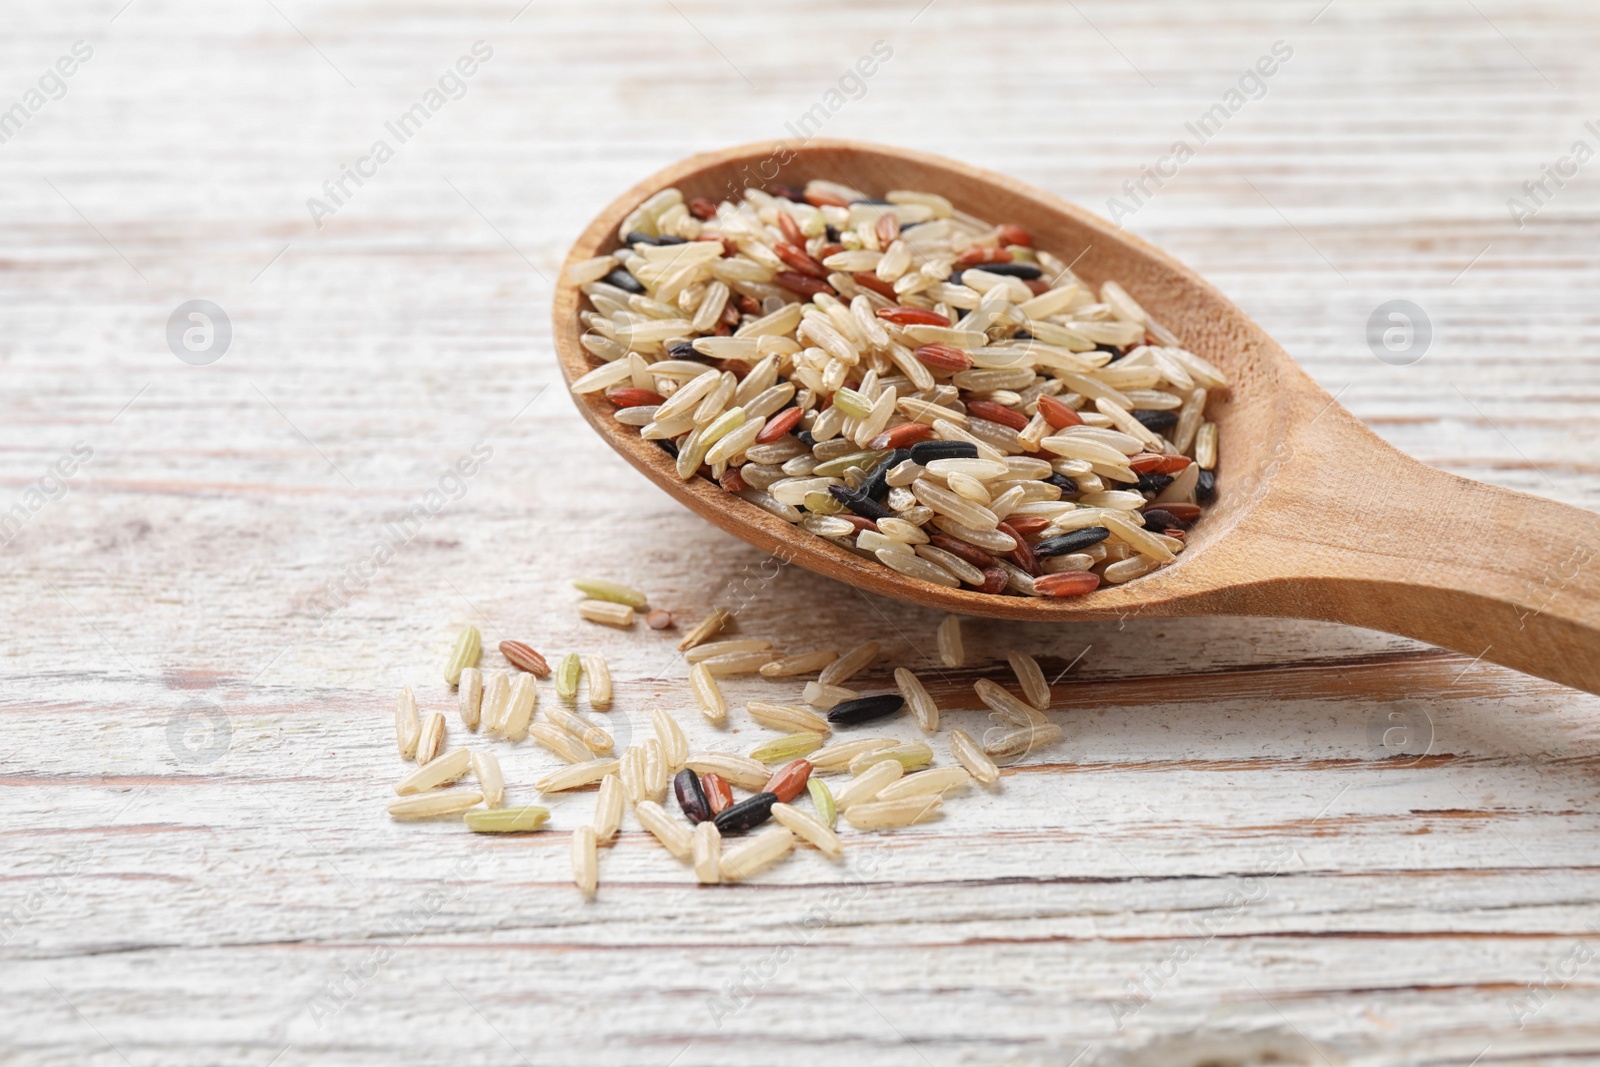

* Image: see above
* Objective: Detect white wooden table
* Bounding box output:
[3,1,1598,1064]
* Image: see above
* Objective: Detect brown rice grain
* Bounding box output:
[770,802,843,857]
[646,609,674,630]
[818,640,881,687]
[470,750,505,808]
[833,760,904,810]
[693,821,722,883]
[1007,651,1051,711]
[685,752,772,791]
[843,795,944,830]
[651,708,689,771]
[682,662,725,724]
[635,800,694,860]
[502,674,539,742]
[937,615,964,668]
[535,758,619,793]
[578,600,636,628]
[457,668,483,731]
[416,712,445,765]
[803,681,859,709]
[949,729,1001,785]
[593,773,624,843]
[678,607,731,651]
[394,687,420,760]
[395,747,472,795]
[387,790,484,821]
[893,667,940,732]
[571,825,598,896]
[746,700,831,735]
[719,825,794,882]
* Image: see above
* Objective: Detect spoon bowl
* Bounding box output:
[554,139,1600,695]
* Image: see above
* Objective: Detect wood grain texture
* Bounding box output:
[2,1,1599,1065]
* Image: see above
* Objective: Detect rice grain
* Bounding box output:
[394,687,420,760]
[844,795,944,830]
[584,653,613,709]
[746,700,831,735]
[395,747,471,795]
[818,641,881,686]
[502,674,539,742]
[535,758,619,793]
[771,802,843,857]
[833,760,904,810]
[937,615,965,667]
[652,708,689,771]
[445,626,481,686]
[685,752,771,791]
[636,800,694,859]
[388,790,484,820]
[1007,651,1051,711]
[949,728,1001,785]
[457,668,483,731]
[719,825,794,882]
[894,667,940,732]
[579,600,636,628]
[678,608,731,651]
[572,825,598,896]
[759,649,840,679]
[693,821,722,883]
[689,662,728,724]
[470,750,504,808]
[416,712,445,765]
[464,805,550,833]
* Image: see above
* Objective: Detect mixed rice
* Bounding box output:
[387,602,1063,892]
[568,178,1224,596]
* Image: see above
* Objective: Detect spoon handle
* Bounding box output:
[1237,415,1600,695]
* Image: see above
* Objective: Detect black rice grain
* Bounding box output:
[603,267,645,294]
[1142,508,1188,531]
[978,262,1043,280]
[1132,409,1179,433]
[910,440,980,464]
[861,449,912,501]
[830,485,894,520]
[1045,472,1079,495]
[1136,472,1174,494]
[1034,526,1110,557]
[674,768,711,825]
[827,693,905,726]
[713,791,778,834]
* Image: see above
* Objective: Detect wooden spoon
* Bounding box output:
[553,139,1600,696]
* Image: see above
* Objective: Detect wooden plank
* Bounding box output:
[1,1,1598,1064]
